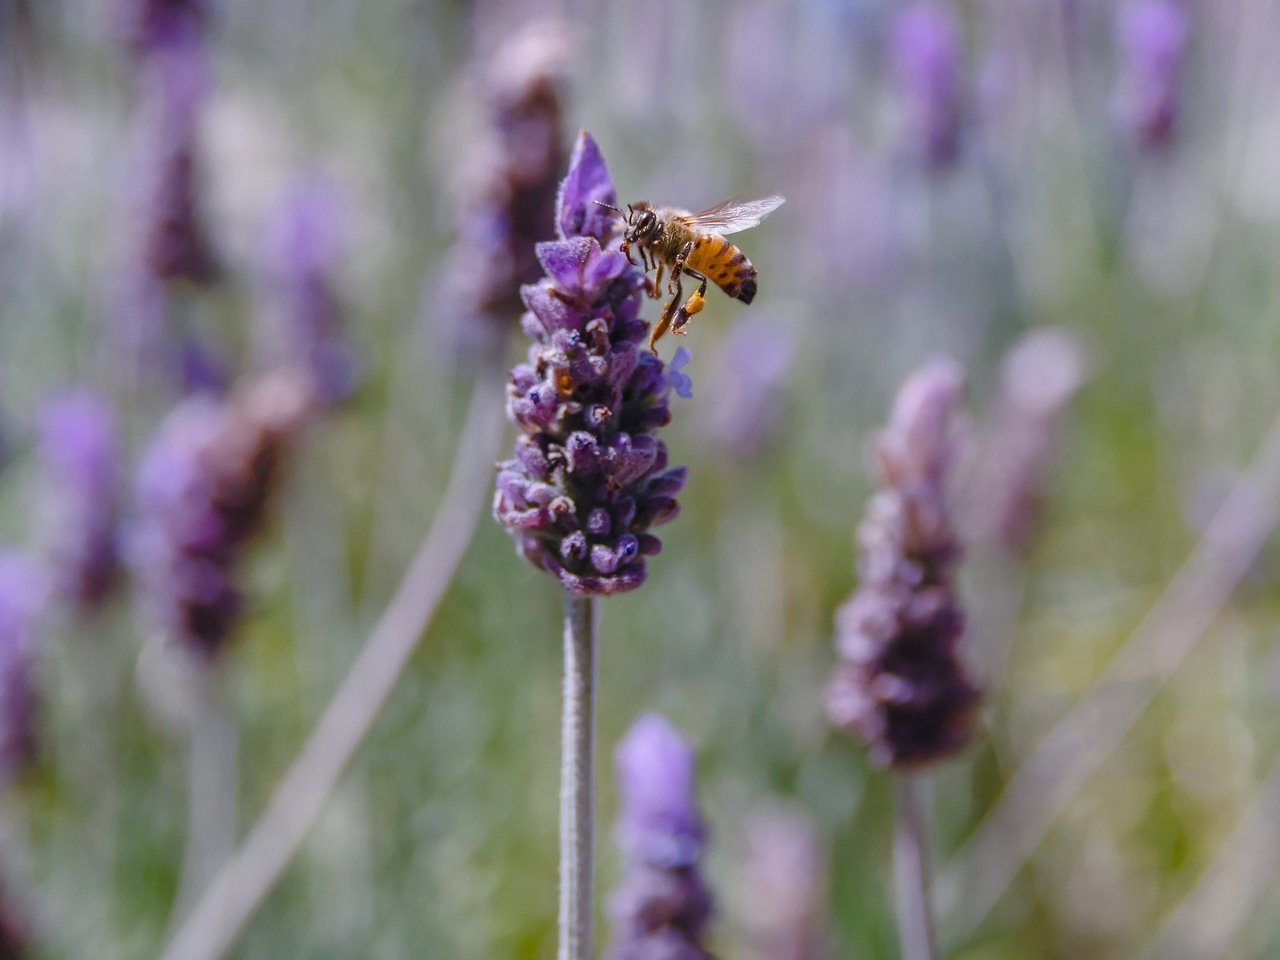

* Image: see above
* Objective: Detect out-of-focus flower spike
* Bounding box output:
[734,804,826,960]
[0,554,47,782]
[122,0,207,60]
[606,713,714,960]
[441,19,571,353]
[698,317,793,461]
[1114,0,1190,150]
[972,327,1087,555]
[132,370,314,662]
[266,178,358,406]
[494,132,687,596]
[889,1,966,170]
[825,358,981,768]
[36,391,121,610]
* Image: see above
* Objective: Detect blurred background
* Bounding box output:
[3,0,1280,957]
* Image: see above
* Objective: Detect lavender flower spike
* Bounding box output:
[974,327,1086,555]
[606,713,714,960]
[493,132,688,595]
[441,20,570,350]
[890,1,965,170]
[1114,0,1189,150]
[0,554,47,782]
[267,178,358,406]
[122,0,207,60]
[37,391,122,610]
[132,370,313,661]
[825,358,981,768]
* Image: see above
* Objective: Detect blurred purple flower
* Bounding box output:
[698,318,793,461]
[666,348,694,400]
[440,21,570,354]
[132,370,313,661]
[736,805,826,960]
[122,0,207,59]
[136,34,218,287]
[0,554,47,782]
[825,358,981,768]
[1114,0,1189,150]
[267,178,358,406]
[37,391,121,610]
[890,1,965,170]
[606,714,714,960]
[493,132,687,596]
[971,328,1086,555]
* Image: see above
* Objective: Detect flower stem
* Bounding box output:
[559,593,596,960]
[160,360,507,960]
[894,774,940,960]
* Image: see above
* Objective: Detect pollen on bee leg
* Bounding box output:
[671,290,704,333]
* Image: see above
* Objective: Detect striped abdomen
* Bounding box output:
[687,234,758,304]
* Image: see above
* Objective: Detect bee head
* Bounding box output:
[623,203,660,244]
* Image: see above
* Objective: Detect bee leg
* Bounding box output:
[647,262,665,299]
[667,240,694,295]
[671,272,708,334]
[649,273,684,353]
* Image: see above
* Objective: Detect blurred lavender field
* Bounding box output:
[4,0,1280,957]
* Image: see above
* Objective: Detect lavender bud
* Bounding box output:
[973,328,1086,555]
[136,31,218,287]
[266,178,358,406]
[122,0,207,60]
[825,359,981,768]
[1114,0,1189,151]
[697,318,793,461]
[132,370,313,661]
[735,805,826,960]
[441,21,570,349]
[0,554,47,782]
[889,1,965,170]
[493,132,687,596]
[36,391,121,610]
[606,714,714,960]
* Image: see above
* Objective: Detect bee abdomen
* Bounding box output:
[688,236,758,304]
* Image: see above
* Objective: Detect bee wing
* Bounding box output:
[680,195,785,235]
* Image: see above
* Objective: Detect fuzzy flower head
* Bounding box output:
[607,714,714,960]
[973,328,1086,554]
[267,178,358,406]
[890,1,965,170]
[122,0,208,59]
[698,317,793,461]
[735,805,826,960]
[441,21,571,352]
[36,391,122,609]
[132,370,313,661]
[826,358,981,768]
[0,555,47,782]
[1114,0,1189,150]
[493,132,688,595]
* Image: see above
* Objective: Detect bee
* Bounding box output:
[598,195,785,352]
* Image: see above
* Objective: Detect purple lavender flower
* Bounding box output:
[36,391,121,610]
[736,805,826,960]
[889,1,965,170]
[122,0,207,59]
[441,22,570,350]
[606,713,714,960]
[698,318,793,461]
[972,328,1086,555]
[0,555,47,782]
[825,359,981,768]
[137,35,218,287]
[493,132,687,596]
[267,178,358,406]
[1114,0,1189,150]
[132,370,313,661]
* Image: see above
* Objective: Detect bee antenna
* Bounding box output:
[592,200,624,220]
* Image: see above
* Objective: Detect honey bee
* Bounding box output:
[598,195,785,352]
